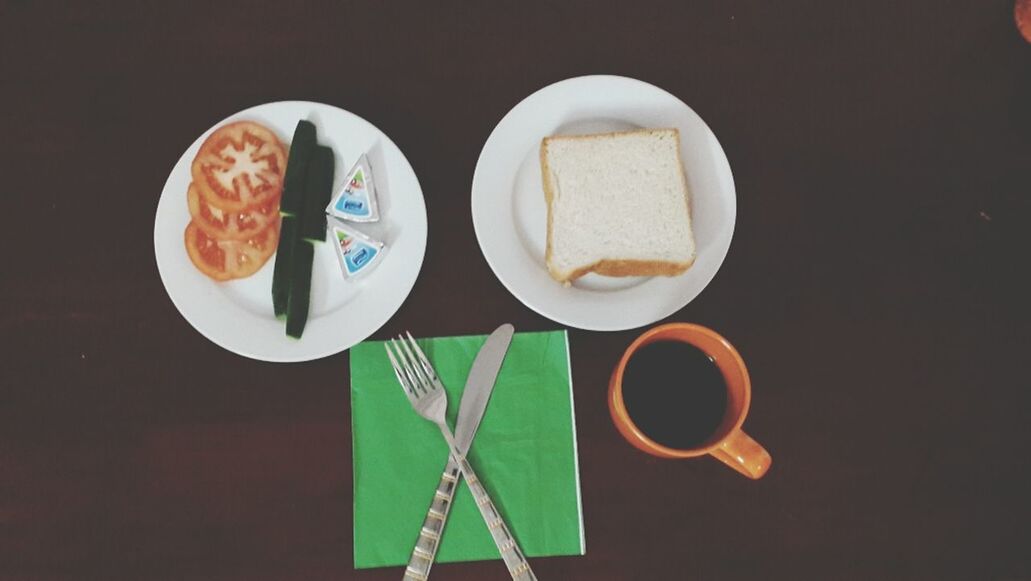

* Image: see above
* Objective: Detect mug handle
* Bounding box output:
[710,429,771,479]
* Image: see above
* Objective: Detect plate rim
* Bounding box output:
[470,74,736,331]
[154,100,427,362]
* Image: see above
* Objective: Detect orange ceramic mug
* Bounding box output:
[608,323,772,479]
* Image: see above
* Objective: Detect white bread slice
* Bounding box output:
[540,128,696,284]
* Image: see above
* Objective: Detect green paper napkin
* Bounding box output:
[350,329,585,568]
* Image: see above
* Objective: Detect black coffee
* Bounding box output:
[621,340,728,449]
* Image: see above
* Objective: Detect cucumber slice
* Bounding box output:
[285,240,315,339]
[299,146,335,243]
[280,120,317,217]
[271,215,299,318]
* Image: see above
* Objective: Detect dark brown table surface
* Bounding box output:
[3,1,1030,579]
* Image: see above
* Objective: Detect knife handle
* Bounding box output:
[404,458,461,581]
[455,456,537,581]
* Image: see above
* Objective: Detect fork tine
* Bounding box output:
[384,342,417,400]
[405,331,439,387]
[398,334,434,392]
[394,337,429,395]
[404,331,437,381]
[390,338,424,396]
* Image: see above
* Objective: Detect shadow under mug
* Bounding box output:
[608,323,772,479]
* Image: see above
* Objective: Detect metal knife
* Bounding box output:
[402,324,515,581]
[454,323,514,453]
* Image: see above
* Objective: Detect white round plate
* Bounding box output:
[471,75,735,331]
[155,101,426,362]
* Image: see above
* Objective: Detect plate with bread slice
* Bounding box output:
[471,75,736,331]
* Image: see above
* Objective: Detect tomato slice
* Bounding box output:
[184,220,280,281]
[191,121,287,213]
[187,182,279,241]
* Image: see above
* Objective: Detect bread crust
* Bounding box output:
[539,136,561,282]
[561,257,696,282]
[540,128,695,284]
[543,128,676,143]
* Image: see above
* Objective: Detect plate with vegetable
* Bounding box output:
[154,101,427,362]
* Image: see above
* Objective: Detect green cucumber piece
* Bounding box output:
[285,240,315,339]
[271,215,299,318]
[299,146,335,243]
[280,120,317,217]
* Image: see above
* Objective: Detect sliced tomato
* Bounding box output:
[187,182,279,241]
[184,220,279,281]
[190,121,287,213]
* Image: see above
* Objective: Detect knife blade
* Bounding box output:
[454,323,514,453]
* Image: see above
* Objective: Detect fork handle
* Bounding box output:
[454,455,537,580]
[403,459,461,581]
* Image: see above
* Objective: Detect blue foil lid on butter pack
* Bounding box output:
[332,221,385,278]
[327,153,380,223]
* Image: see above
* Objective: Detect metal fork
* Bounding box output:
[385,333,537,581]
